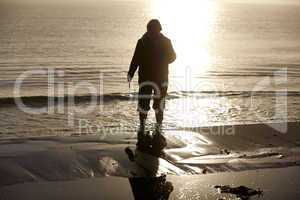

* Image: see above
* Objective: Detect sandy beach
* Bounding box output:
[1,166,299,199]
[0,122,299,199]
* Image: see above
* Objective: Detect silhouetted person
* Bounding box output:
[127,19,176,129]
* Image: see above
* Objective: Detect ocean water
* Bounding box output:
[0,0,300,137]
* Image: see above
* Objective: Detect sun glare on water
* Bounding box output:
[149,0,221,127]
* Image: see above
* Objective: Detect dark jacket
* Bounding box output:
[128,33,176,83]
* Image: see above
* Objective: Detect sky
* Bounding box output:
[225,0,300,5]
[1,0,300,5]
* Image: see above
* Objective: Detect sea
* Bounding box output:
[0,0,300,138]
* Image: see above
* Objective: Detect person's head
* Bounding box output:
[147,19,162,35]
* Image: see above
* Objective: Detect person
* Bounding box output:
[127,19,176,130]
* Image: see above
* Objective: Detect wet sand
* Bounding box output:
[1,167,299,200]
[0,122,299,198]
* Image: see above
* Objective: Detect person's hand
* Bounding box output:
[127,73,132,82]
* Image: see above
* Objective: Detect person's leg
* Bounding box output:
[138,83,152,129]
[153,81,168,125]
[139,112,147,130]
[155,111,163,124]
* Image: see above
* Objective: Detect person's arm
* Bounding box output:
[128,40,142,80]
[167,39,176,64]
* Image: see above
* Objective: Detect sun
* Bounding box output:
[149,0,218,89]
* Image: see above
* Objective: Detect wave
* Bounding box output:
[1,90,300,107]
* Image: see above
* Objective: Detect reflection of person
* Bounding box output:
[125,130,167,175]
[126,129,167,160]
[129,175,173,200]
[127,19,176,129]
[125,129,173,200]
